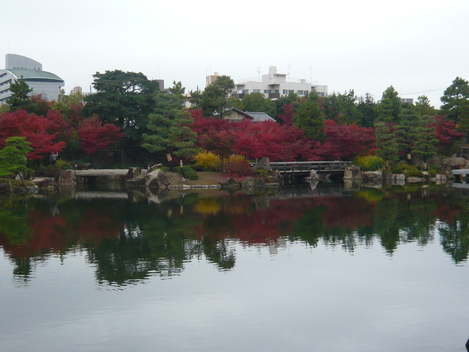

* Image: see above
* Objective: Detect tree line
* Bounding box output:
[1,69,468,178]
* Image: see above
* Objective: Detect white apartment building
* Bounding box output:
[0,54,64,103]
[235,66,327,99]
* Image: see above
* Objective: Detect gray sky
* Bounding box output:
[3,0,468,108]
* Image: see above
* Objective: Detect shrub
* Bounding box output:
[174,165,198,180]
[44,166,62,179]
[191,164,206,172]
[390,163,405,174]
[194,151,222,171]
[355,156,385,171]
[56,159,72,170]
[225,157,253,177]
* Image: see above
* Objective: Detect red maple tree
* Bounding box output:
[315,120,376,160]
[0,109,66,160]
[77,115,124,156]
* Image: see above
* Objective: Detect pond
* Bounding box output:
[1,183,469,352]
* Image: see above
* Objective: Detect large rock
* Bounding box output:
[435,174,448,184]
[310,169,319,181]
[254,157,271,172]
[146,169,171,189]
[363,171,383,183]
[407,177,426,183]
[32,177,58,193]
[343,166,362,180]
[220,178,240,189]
[126,167,142,179]
[240,177,266,190]
[386,174,406,186]
[443,157,469,169]
[126,175,146,187]
[58,170,76,187]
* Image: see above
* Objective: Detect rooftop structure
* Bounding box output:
[400,98,414,104]
[0,54,64,103]
[235,66,327,99]
[228,108,276,122]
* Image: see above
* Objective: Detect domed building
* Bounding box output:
[0,54,64,104]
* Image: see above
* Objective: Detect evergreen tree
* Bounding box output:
[322,90,362,125]
[191,75,235,118]
[143,83,200,159]
[274,91,299,121]
[414,95,436,116]
[394,109,421,161]
[357,93,378,127]
[374,122,398,164]
[0,137,32,191]
[239,92,276,117]
[440,77,469,122]
[6,79,36,112]
[377,86,401,123]
[292,96,325,141]
[83,70,159,153]
[411,116,438,163]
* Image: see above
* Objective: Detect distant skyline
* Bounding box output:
[3,0,468,108]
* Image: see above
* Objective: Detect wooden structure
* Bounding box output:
[267,161,352,177]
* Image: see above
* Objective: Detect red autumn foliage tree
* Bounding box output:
[231,120,319,161]
[45,109,73,142]
[277,103,294,126]
[191,110,320,162]
[0,109,66,160]
[77,115,124,156]
[430,115,466,155]
[190,110,234,135]
[315,119,376,160]
[199,129,236,171]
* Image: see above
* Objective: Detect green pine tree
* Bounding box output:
[375,122,398,164]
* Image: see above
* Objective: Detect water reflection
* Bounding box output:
[1,184,468,287]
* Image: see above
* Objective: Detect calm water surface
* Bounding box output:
[1,183,469,352]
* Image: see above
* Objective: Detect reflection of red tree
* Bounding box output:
[77,209,122,247]
[0,208,122,259]
[313,197,375,228]
[433,202,466,224]
[0,210,67,258]
[195,198,314,244]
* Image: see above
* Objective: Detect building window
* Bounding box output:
[253,89,260,93]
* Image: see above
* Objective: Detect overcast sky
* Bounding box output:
[3,0,468,108]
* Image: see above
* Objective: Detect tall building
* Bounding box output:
[235,66,327,99]
[0,54,64,103]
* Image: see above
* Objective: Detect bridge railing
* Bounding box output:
[266,161,352,174]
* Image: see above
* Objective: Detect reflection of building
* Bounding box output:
[235,66,328,99]
[0,54,64,103]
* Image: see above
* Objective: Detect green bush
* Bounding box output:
[44,166,61,179]
[55,159,72,170]
[390,163,424,177]
[355,156,385,171]
[390,163,404,174]
[191,164,206,172]
[174,165,198,180]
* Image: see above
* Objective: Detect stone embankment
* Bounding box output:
[342,162,458,188]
